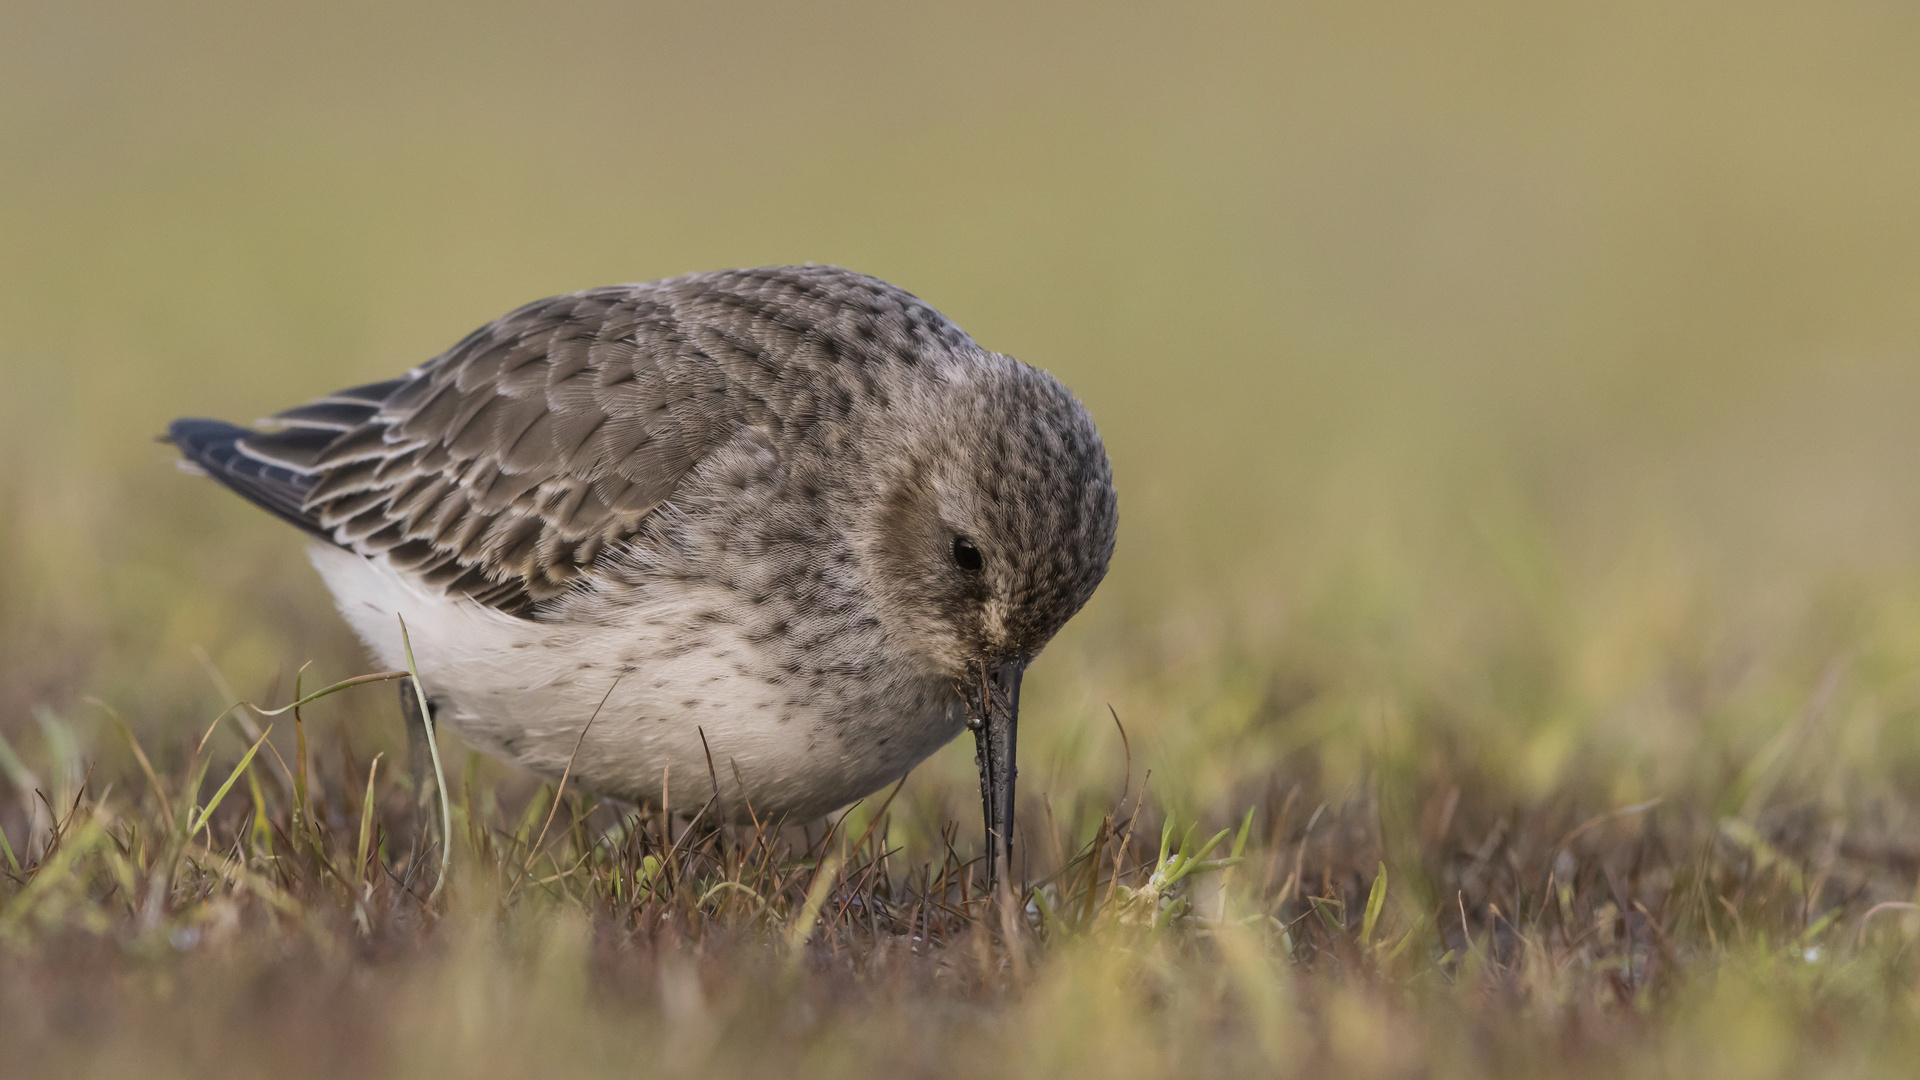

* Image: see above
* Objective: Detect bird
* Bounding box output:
[167,265,1117,888]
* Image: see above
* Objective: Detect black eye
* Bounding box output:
[951,536,983,573]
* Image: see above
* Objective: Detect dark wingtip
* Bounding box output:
[166,416,244,450]
[164,416,335,541]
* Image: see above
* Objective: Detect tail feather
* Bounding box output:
[169,378,398,546]
[165,418,334,541]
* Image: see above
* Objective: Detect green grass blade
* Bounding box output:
[0,727,41,810]
[0,820,18,876]
[246,767,274,857]
[92,699,174,824]
[356,754,382,889]
[1230,805,1255,861]
[188,726,272,837]
[1361,861,1388,947]
[291,666,314,853]
[246,670,412,717]
[398,616,454,903]
[785,852,844,956]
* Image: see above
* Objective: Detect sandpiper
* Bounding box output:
[168,266,1117,887]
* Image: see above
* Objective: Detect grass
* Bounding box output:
[6,629,1920,1078]
[10,1,1920,1076]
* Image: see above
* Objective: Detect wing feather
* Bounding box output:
[168,265,978,617]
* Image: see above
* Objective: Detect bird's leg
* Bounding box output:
[399,677,438,819]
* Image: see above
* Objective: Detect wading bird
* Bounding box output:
[168,265,1117,889]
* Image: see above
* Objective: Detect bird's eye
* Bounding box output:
[951,536,984,573]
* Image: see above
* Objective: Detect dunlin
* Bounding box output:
[169,265,1117,886]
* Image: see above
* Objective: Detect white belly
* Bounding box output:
[308,545,960,819]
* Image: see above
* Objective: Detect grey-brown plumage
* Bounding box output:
[169,265,1117,886]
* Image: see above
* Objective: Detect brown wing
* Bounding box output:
[213,285,728,616]
[170,265,976,616]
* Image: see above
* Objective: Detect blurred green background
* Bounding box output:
[6,0,1920,822]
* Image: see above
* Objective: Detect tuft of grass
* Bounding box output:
[4,660,1920,1078]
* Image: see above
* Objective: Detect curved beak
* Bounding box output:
[968,657,1026,896]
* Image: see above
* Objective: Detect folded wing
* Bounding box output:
[168,265,976,617]
[169,285,730,616]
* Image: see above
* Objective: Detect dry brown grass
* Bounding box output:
[5,660,1920,1079]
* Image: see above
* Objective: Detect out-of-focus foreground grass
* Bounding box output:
[8,2,1920,1076]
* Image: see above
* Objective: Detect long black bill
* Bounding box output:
[970,658,1025,896]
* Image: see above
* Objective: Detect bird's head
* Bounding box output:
[860,351,1117,683]
[856,349,1116,891]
